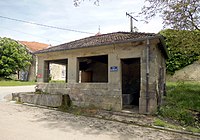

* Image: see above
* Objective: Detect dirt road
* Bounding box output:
[0,86,199,140]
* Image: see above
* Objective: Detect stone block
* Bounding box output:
[139,96,157,114]
[12,93,22,102]
[20,93,62,107]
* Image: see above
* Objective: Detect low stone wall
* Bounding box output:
[167,60,200,82]
[36,83,122,111]
[12,92,68,108]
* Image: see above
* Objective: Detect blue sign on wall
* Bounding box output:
[110,66,118,72]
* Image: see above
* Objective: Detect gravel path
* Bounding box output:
[0,101,199,140]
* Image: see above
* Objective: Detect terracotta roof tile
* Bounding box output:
[18,41,49,52]
[35,32,159,54]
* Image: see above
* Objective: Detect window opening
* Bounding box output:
[78,55,108,83]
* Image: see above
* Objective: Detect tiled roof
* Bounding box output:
[35,32,160,54]
[18,41,49,53]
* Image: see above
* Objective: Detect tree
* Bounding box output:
[73,0,200,31]
[160,29,200,74]
[141,0,200,31]
[0,37,32,78]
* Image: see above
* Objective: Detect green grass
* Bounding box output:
[158,81,200,130]
[154,118,200,133]
[154,118,183,129]
[0,80,36,86]
[49,80,65,83]
[185,126,200,133]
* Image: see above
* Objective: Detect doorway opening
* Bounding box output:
[121,58,140,111]
[44,59,68,83]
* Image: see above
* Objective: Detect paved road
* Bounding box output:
[0,86,35,101]
[0,86,199,140]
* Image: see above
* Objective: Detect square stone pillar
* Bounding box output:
[43,61,50,83]
[65,63,68,83]
[108,53,122,110]
[37,58,45,82]
[108,53,121,86]
[37,59,50,83]
[68,57,78,83]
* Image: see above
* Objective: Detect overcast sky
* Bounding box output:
[0,0,163,46]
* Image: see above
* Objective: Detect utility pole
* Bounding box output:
[98,25,100,33]
[126,12,138,32]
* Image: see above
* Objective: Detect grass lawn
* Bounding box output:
[49,80,65,83]
[155,81,200,132]
[0,80,36,86]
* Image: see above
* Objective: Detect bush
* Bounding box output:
[160,29,200,74]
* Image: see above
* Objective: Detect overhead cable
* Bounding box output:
[0,26,62,44]
[0,15,94,34]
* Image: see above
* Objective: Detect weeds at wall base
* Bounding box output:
[154,118,200,133]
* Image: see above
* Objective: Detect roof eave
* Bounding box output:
[34,35,168,59]
[157,35,169,59]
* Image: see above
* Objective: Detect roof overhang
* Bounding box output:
[35,35,168,59]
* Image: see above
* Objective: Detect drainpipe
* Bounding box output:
[146,38,150,113]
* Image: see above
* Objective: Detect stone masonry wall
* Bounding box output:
[36,39,166,114]
[37,83,122,111]
[139,39,165,114]
[36,42,145,112]
[12,92,63,107]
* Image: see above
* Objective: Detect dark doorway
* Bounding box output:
[121,58,140,111]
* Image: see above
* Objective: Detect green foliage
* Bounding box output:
[0,37,32,77]
[158,82,200,128]
[160,29,200,74]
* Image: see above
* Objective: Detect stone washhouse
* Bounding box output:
[35,32,168,114]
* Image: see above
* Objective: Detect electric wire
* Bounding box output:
[0,15,95,34]
[0,26,63,44]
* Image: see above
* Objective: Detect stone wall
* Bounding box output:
[139,39,166,114]
[36,39,166,114]
[12,92,63,107]
[36,43,144,112]
[37,83,122,111]
[167,60,200,82]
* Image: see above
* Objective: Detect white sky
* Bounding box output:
[0,0,163,46]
